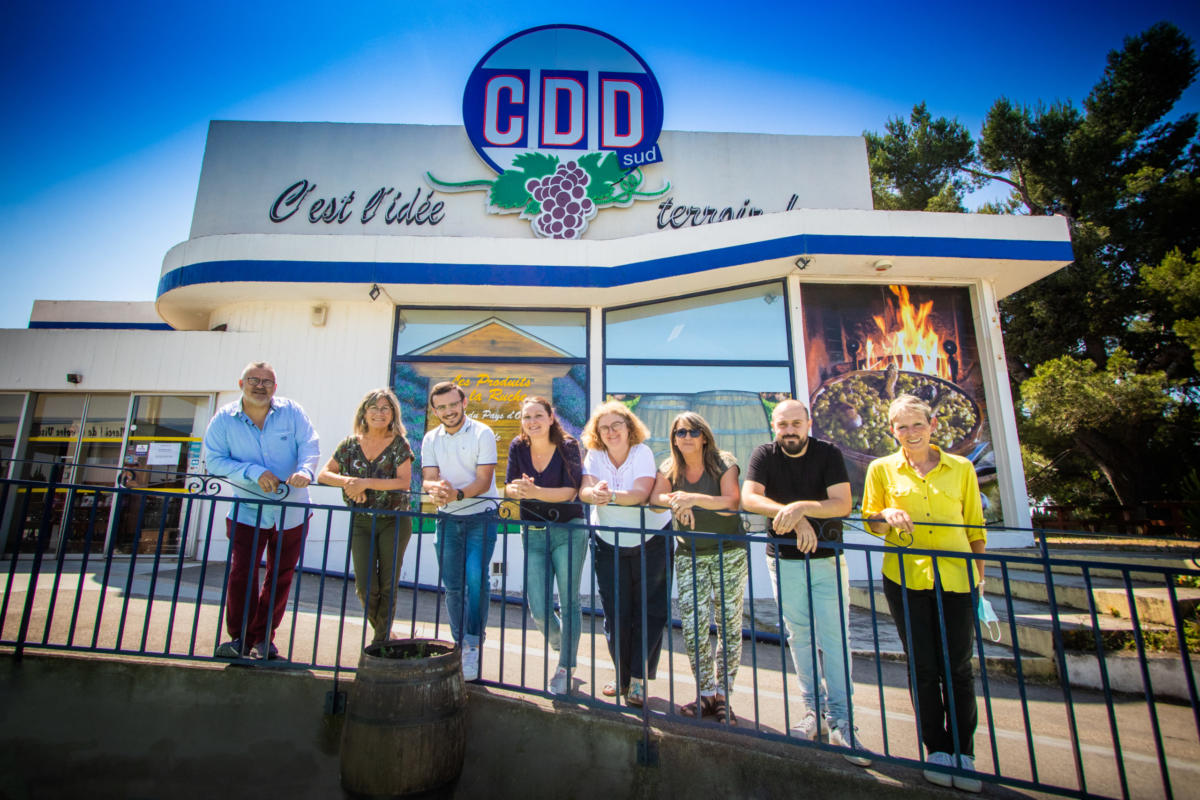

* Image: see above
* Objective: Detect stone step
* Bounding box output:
[988,548,1199,581]
[848,582,1182,661]
[979,568,1200,627]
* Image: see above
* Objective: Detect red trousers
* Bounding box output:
[224,518,307,646]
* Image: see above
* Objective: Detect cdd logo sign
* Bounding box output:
[431,25,669,239]
[462,25,665,175]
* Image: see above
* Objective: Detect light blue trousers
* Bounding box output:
[766,555,854,724]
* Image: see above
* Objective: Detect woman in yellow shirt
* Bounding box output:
[863,394,985,793]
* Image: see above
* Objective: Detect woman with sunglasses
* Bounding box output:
[579,401,672,707]
[652,412,744,724]
[504,396,585,696]
[318,388,414,645]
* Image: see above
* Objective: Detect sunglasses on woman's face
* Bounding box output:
[674,428,704,439]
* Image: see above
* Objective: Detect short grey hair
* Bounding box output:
[240,361,275,380]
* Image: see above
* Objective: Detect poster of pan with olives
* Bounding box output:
[800,283,1001,522]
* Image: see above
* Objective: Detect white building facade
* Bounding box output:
[0,25,1072,586]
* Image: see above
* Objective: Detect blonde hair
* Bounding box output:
[888,394,934,425]
[353,388,406,437]
[581,401,650,451]
[661,411,731,487]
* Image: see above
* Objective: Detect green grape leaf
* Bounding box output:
[581,152,626,203]
[489,170,533,209]
[524,198,541,215]
[511,152,559,179]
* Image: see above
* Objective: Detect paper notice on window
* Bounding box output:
[146,441,183,466]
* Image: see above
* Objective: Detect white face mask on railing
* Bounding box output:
[977,596,1002,642]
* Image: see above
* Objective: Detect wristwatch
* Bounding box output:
[456,489,464,502]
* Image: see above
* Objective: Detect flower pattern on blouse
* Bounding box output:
[331,434,414,511]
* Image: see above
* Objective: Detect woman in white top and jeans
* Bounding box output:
[579,401,672,707]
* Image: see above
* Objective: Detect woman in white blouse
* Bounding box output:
[579,400,672,707]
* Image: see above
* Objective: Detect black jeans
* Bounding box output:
[591,532,672,689]
[883,577,977,758]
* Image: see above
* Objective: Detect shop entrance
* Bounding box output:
[5,393,210,557]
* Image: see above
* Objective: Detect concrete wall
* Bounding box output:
[0,652,931,800]
[0,300,393,455]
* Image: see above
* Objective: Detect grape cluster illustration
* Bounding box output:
[525,161,597,239]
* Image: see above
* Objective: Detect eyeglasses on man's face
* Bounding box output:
[674,428,704,439]
[244,377,275,388]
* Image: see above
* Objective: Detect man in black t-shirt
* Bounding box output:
[742,399,870,766]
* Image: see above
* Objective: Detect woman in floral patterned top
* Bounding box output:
[318,388,414,644]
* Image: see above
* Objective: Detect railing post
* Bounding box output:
[15,462,63,660]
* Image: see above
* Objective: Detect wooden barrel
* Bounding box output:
[340,639,467,798]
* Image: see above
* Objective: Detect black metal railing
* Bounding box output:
[0,460,1196,800]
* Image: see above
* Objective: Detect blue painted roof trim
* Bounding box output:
[28,321,174,331]
[157,233,1075,297]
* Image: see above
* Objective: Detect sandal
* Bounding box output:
[711,694,737,726]
[602,680,620,697]
[678,695,719,717]
[626,678,645,707]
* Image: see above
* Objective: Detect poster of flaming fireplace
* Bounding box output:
[800,283,1001,522]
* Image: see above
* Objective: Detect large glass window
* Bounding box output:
[8,393,211,556]
[393,309,588,508]
[114,395,210,555]
[606,283,789,361]
[604,283,793,470]
[396,309,587,358]
[16,394,128,554]
[0,394,27,477]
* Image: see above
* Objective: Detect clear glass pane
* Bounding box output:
[606,284,789,361]
[30,394,85,439]
[395,309,587,358]
[605,365,792,472]
[125,395,207,491]
[0,394,26,473]
[131,395,208,439]
[113,493,183,556]
[0,394,25,440]
[80,394,130,440]
[21,441,73,481]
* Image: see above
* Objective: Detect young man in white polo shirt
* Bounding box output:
[421,381,501,681]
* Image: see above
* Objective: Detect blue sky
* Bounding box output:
[1,0,1197,329]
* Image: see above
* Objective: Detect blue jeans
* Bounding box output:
[524,522,589,671]
[767,555,854,724]
[434,512,498,647]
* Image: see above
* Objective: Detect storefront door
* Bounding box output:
[7,393,210,557]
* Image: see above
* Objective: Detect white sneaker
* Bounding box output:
[790,710,829,741]
[549,666,570,695]
[829,720,872,767]
[953,754,982,793]
[924,751,954,788]
[461,645,480,682]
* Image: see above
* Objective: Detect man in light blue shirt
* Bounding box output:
[203,361,320,660]
[421,380,500,681]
